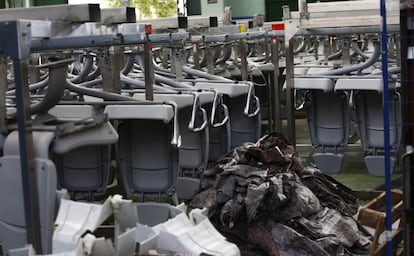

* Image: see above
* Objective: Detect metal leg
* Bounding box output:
[144,42,154,101]
[13,59,43,253]
[0,57,7,133]
[239,40,248,81]
[271,38,281,132]
[285,38,296,145]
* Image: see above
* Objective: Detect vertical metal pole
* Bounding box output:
[314,37,319,61]
[206,46,215,75]
[13,59,43,253]
[232,42,239,66]
[112,47,123,94]
[192,42,200,69]
[161,47,169,69]
[266,41,274,133]
[388,36,395,59]
[173,48,184,81]
[0,57,8,133]
[144,42,154,101]
[239,40,248,81]
[101,48,121,94]
[271,37,281,132]
[28,54,40,84]
[379,0,393,255]
[323,39,329,65]
[342,37,351,66]
[285,38,296,145]
[395,34,401,68]
[101,51,112,93]
[264,36,270,64]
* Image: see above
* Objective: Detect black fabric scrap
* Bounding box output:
[188,132,364,256]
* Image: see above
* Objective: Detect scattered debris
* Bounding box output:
[190,132,370,255]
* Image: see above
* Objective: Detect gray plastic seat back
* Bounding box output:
[305,90,350,148]
[49,105,118,201]
[208,105,230,162]
[178,106,208,175]
[227,94,261,148]
[209,124,230,161]
[201,98,230,163]
[176,177,201,201]
[53,145,111,200]
[295,78,349,149]
[354,90,401,150]
[118,119,179,201]
[297,78,348,173]
[137,202,182,227]
[0,156,57,255]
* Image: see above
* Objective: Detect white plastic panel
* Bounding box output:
[53,197,113,253]
[104,105,174,122]
[194,82,249,98]
[335,78,383,92]
[49,105,95,120]
[132,93,194,108]
[294,78,335,92]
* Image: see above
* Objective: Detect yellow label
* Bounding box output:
[239,24,246,33]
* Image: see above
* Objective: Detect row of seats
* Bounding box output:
[294,77,401,176]
[0,59,262,254]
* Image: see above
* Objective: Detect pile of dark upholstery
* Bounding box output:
[189,132,370,256]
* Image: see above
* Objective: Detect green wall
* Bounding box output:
[187,0,202,15]
[194,0,265,19]
[34,0,67,5]
[230,0,265,18]
[265,0,297,21]
[200,0,225,16]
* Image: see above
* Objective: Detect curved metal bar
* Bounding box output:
[135,54,194,89]
[318,40,380,76]
[154,73,194,89]
[85,63,101,81]
[212,45,222,63]
[66,79,136,101]
[31,59,72,115]
[154,69,177,79]
[210,89,229,128]
[351,40,370,60]
[328,50,342,60]
[120,74,176,92]
[165,100,181,147]
[6,77,49,96]
[215,43,232,65]
[188,92,208,132]
[150,52,232,82]
[75,77,102,88]
[293,38,307,54]
[243,81,261,117]
[198,47,210,68]
[70,54,94,83]
[182,65,232,82]
[121,52,136,75]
